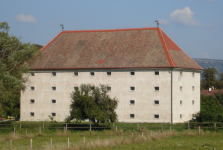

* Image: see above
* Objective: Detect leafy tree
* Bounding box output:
[0,22,40,116]
[219,73,223,89]
[69,84,118,126]
[201,68,218,90]
[190,92,223,122]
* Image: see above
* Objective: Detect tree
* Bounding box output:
[190,92,223,123]
[219,73,223,89]
[69,84,118,125]
[201,68,218,90]
[0,22,40,116]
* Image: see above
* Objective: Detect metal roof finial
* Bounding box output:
[155,20,159,28]
[60,24,64,31]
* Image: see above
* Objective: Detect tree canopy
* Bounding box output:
[0,22,40,116]
[201,68,219,90]
[69,84,118,125]
[190,92,223,122]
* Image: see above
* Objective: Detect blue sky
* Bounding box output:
[1,0,223,59]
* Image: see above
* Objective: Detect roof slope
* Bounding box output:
[30,28,202,70]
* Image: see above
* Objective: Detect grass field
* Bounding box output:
[0,121,223,149]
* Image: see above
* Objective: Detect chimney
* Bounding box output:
[209,88,212,93]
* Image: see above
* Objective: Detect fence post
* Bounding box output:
[213,147,215,150]
[90,123,91,132]
[83,136,85,145]
[20,124,21,130]
[214,122,216,129]
[199,126,200,135]
[10,139,12,150]
[137,122,139,130]
[142,132,143,138]
[14,127,15,137]
[170,126,171,132]
[68,137,69,150]
[30,139,32,150]
[50,138,52,150]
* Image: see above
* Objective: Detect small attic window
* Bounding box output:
[107,72,111,76]
[52,72,56,76]
[31,72,35,76]
[74,72,78,76]
[130,72,135,76]
[90,72,94,76]
[155,71,159,75]
[192,72,195,77]
[180,71,183,76]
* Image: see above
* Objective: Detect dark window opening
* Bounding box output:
[130,100,135,104]
[155,87,159,91]
[130,86,135,91]
[52,87,56,90]
[90,72,94,76]
[107,72,111,75]
[52,113,56,116]
[130,114,135,118]
[31,72,35,76]
[30,99,35,103]
[31,87,35,91]
[154,100,159,104]
[154,114,159,118]
[52,100,56,103]
[74,72,78,76]
[30,112,34,116]
[107,86,111,91]
[155,71,159,75]
[52,72,56,76]
[130,72,135,75]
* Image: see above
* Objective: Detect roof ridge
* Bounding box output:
[157,28,175,67]
[60,27,158,33]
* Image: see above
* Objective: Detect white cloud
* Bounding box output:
[15,13,36,23]
[170,7,201,26]
[159,19,168,25]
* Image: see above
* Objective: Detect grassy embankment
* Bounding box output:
[0,122,222,149]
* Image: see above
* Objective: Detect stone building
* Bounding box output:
[20,27,203,123]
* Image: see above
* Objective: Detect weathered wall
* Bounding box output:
[20,68,200,123]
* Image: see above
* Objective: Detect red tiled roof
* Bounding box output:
[201,89,223,97]
[30,27,203,70]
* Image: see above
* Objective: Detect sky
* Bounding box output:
[1,0,223,59]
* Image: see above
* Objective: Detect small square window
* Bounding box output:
[74,72,78,76]
[52,87,56,90]
[192,100,194,105]
[192,86,195,91]
[91,86,95,90]
[52,100,56,104]
[180,100,182,105]
[130,114,135,118]
[155,87,159,91]
[52,72,56,76]
[154,100,159,105]
[90,72,94,76]
[130,72,135,75]
[31,72,35,76]
[107,86,111,91]
[192,72,195,77]
[31,87,35,91]
[52,113,56,116]
[107,72,111,76]
[74,87,78,91]
[180,71,183,76]
[130,86,135,91]
[155,71,159,75]
[180,114,182,118]
[30,112,34,117]
[154,114,159,119]
[130,100,135,104]
[30,99,35,104]
[180,86,182,91]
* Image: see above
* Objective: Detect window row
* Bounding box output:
[130,114,195,119]
[30,86,160,91]
[29,99,195,105]
[31,71,196,77]
[180,86,195,91]
[30,71,161,77]
[130,100,195,105]
[30,112,56,117]
[30,99,56,104]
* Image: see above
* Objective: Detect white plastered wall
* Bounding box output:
[20,68,200,123]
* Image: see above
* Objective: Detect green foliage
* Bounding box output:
[190,92,223,122]
[0,22,40,116]
[201,68,218,90]
[69,84,118,125]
